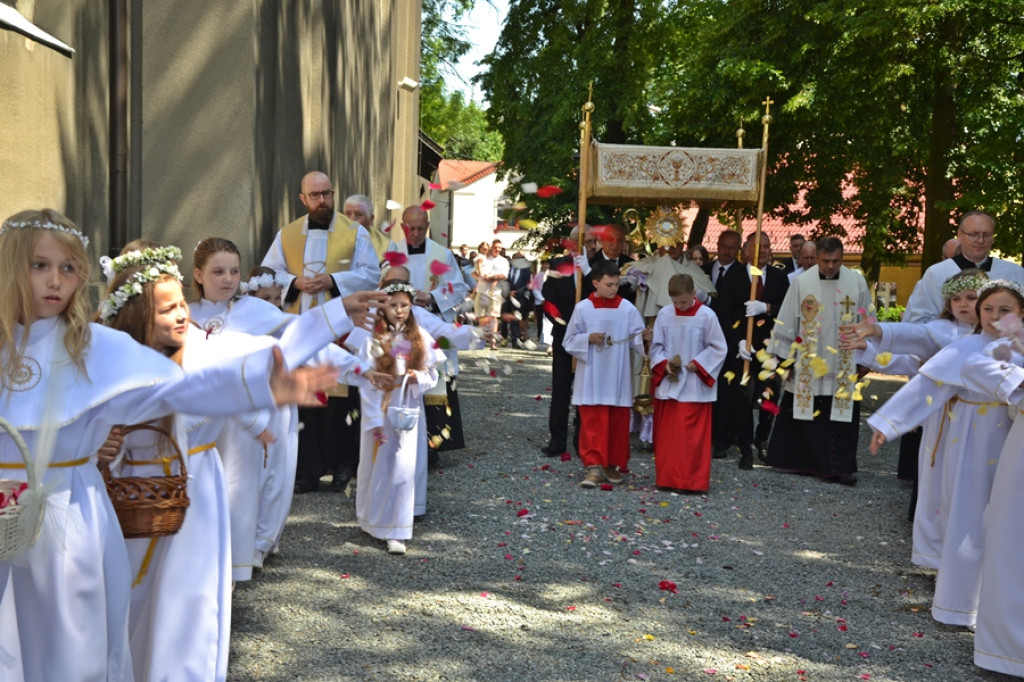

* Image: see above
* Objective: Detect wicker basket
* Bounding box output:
[104,424,190,539]
[0,415,43,563]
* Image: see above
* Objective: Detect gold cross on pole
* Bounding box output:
[840,295,857,316]
[762,96,774,115]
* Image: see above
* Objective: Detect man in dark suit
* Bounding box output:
[702,229,742,289]
[709,231,789,469]
[778,233,805,274]
[541,226,587,456]
[581,224,636,303]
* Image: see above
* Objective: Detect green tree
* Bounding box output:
[481,0,1024,272]
[420,0,504,162]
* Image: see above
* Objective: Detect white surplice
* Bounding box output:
[563,296,646,407]
[649,301,726,403]
[0,318,278,682]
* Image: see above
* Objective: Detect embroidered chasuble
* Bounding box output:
[767,266,871,423]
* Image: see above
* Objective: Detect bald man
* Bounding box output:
[262,170,381,494]
[385,205,471,466]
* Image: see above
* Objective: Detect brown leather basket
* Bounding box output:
[104,423,190,539]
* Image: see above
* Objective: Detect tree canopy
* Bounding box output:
[478,0,1024,274]
[420,0,504,162]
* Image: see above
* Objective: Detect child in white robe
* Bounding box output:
[867,280,1022,628]
[0,210,326,682]
[649,274,727,492]
[842,269,986,568]
[960,307,1024,676]
[355,281,444,555]
[102,252,378,682]
[563,261,649,489]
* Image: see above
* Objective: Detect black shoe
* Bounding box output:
[833,474,858,486]
[712,445,729,460]
[331,470,352,491]
[754,440,769,464]
[294,477,317,494]
[427,448,440,468]
[541,445,564,457]
[738,451,754,470]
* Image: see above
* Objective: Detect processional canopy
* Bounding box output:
[587,142,761,207]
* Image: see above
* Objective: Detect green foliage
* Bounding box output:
[875,305,905,323]
[479,0,1024,262]
[420,1,504,162]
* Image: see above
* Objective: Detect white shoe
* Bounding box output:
[387,540,407,555]
[252,550,265,569]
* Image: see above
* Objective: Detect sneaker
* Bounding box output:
[387,540,407,555]
[579,466,606,488]
[603,466,624,483]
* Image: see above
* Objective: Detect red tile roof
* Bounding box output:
[685,206,866,254]
[437,160,498,191]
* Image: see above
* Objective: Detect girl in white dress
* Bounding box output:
[356,282,444,555]
[103,247,381,681]
[0,210,325,682]
[189,238,293,581]
[843,269,986,568]
[867,280,1022,627]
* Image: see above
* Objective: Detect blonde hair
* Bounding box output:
[0,209,93,378]
[373,291,426,376]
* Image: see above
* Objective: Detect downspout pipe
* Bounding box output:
[109,0,128,253]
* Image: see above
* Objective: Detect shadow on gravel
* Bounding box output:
[229,352,1015,682]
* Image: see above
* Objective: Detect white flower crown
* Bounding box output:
[978,279,1024,299]
[380,282,416,297]
[239,272,290,294]
[99,261,183,323]
[99,246,183,283]
[939,272,988,300]
[0,217,90,248]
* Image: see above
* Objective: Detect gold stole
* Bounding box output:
[280,212,358,314]
[280,211,357,397]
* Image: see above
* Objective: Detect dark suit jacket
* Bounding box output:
[541,256,577,341]
[582,252,636,303]
[778,257,797,274]
[712,262,789,362]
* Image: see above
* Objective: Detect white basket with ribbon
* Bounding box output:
[0,415,44,563]
[386,375,420,432]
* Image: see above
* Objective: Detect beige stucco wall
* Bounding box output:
[1,0,420,280]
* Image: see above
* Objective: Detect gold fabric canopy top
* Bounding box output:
[587,142,761,207]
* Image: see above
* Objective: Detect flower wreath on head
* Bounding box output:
[99,261,183,323]
[380,282,416,297]
[99,246,183,283]
[0,217,90,248]
[978,278,1024,299]
[239,272,290,294]
[940,272,989,300]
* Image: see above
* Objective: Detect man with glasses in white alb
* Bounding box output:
[903,210,1024,323]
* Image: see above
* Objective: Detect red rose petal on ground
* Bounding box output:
[516,508,529,517]
[600,483,614,491]
[560,453,571,462]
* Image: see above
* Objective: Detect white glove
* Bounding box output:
[736,343,752,362]
[574,254,591,276]
[745,300,768,317]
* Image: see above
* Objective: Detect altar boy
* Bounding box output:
[563,260,649,488]
[650,274,728,492]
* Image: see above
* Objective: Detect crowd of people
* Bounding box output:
[3,189,1024,679]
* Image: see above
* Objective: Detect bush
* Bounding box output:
[875,305,904,322]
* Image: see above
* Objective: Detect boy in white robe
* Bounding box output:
[650,274,727,492]
[563,261,649,488]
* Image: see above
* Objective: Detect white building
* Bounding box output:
[430,160,529,256]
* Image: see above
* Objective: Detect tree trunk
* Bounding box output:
[921,30,958,274]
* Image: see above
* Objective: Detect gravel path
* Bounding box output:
[229,346,1015,682]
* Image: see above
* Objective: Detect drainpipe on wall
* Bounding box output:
[109,0,128,253]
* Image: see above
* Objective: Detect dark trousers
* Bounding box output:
[548,332,574,452]
[296,392,360,484]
